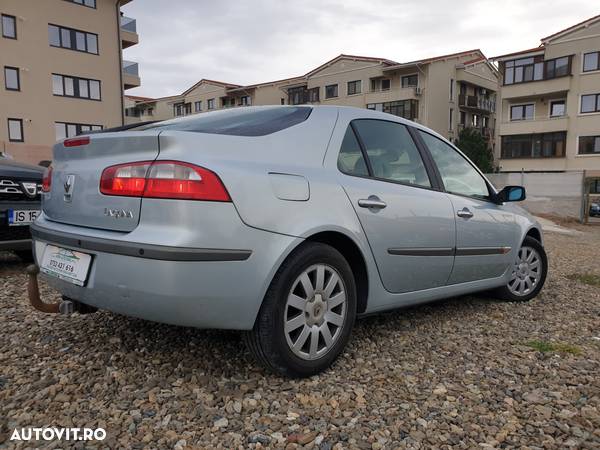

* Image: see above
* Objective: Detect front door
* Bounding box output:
[416,130,519,284]
[337,119,456,293]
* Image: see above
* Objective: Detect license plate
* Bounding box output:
[40,245,92,286]
[8,209,40,226]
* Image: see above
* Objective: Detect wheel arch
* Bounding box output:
[525,226,543,245]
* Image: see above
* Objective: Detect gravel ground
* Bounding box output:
[1,228,599,449]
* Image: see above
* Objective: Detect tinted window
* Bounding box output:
[136,107,312,137]
[418,130,489,198]
[352,120,430,188]
[2,15,16,38]
[337,127,368,176]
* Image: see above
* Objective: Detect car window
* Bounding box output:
[352,120,431,188]
[134,106,312,137]
[337,127,369,176]
[418,130,489,199]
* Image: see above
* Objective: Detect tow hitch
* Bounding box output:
[26,265,97,314]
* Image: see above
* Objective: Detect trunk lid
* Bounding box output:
[43,131,160,232]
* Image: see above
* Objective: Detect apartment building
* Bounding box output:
[493,14,600,173]
[0,0,140,165]
[130,50,498,147]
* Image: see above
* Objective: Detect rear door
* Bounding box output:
[415,129,519,284]
[43,131,161,232]
[338,120,456,294]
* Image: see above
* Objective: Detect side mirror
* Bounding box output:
[496,185,526,203]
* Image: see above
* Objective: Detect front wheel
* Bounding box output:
[244,242,357,378]
[493,236,548,302]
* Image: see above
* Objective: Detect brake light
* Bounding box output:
[42,166,53,193]
[64,136,90,147]
[100,160,231,201]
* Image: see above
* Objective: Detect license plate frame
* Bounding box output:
[8,209,40,226]
[40,244,92,286]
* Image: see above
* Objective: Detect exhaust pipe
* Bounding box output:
[26,265,97,314]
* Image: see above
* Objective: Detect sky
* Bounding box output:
[121,0,599,98]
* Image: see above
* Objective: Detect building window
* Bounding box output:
[64,0,97,8]
[501,132,566,159]
[4,66,19,91]
[280,98,285,105]
[510,104,534,121]
[401,74,418,88]
[449,108,453,130]
[579,136,600,155]
[504,55,571,85]
[370,78,390,91]
[307,88,319,103]
[581,93,600,113]
[449,78,454,101]
[7,118,23,142]
[194,101,202,112]
[583,51,600,72]
[240,96,251,106]
[48,24,98,54]
[207,98,215,110]
[460,111,466,125]
[55,122,102,141]
[366,99,418,120]
[174,103,184,116]
[549,100,566,117]
[1,14,16,39]
[347,80,361,95]
[52,74,101,100]
[325,84,338,99]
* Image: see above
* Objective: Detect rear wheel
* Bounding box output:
[493,236,547,302]
[244,242,356,377]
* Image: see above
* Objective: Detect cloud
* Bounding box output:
[121,0,598,97]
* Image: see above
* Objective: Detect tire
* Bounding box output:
[493,236,547,302]
[14,250,34,263]
[244,242,357,378]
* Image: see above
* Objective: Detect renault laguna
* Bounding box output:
[31,106,547,377]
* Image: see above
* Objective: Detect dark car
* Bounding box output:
[0,155,44,260]
[590,201,600,217]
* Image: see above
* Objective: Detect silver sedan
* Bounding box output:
[32,106,547,377]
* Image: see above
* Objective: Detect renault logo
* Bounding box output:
[63,175,75,202]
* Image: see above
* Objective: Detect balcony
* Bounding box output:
[498,116,569,136]
[458,94,496,113]
[120,16,139,48]
[458,124,495,140]
[365,87,419,104]
[122,60,140,89]
[501,76,570,100]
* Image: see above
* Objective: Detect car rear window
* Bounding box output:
[135,106,312,137]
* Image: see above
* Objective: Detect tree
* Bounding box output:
[455,127,494,173]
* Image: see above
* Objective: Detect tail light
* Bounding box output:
[100,160,231,202]
[64,136,90,147]
[42,166,53,193]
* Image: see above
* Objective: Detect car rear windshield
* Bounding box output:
[134,107,312,137]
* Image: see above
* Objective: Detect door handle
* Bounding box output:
[358,196,387,210]
[457,207,474,219]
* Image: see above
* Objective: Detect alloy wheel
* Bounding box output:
[284,264,347,360]
[508,245,541,297]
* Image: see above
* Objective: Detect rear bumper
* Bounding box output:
[32,216,301,330]
[0,238,31,251]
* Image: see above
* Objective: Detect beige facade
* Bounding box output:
[0,0,139,164]
[129,51,498,148]
[493,15,600,173]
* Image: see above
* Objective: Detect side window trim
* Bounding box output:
[340,119,443,192]
[415,128,497,202]
[349,121,374,177]
[407,126,444,191]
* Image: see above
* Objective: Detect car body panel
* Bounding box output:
[0,157,44,251]
[33,106,544,330]
[44,132,161,232]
